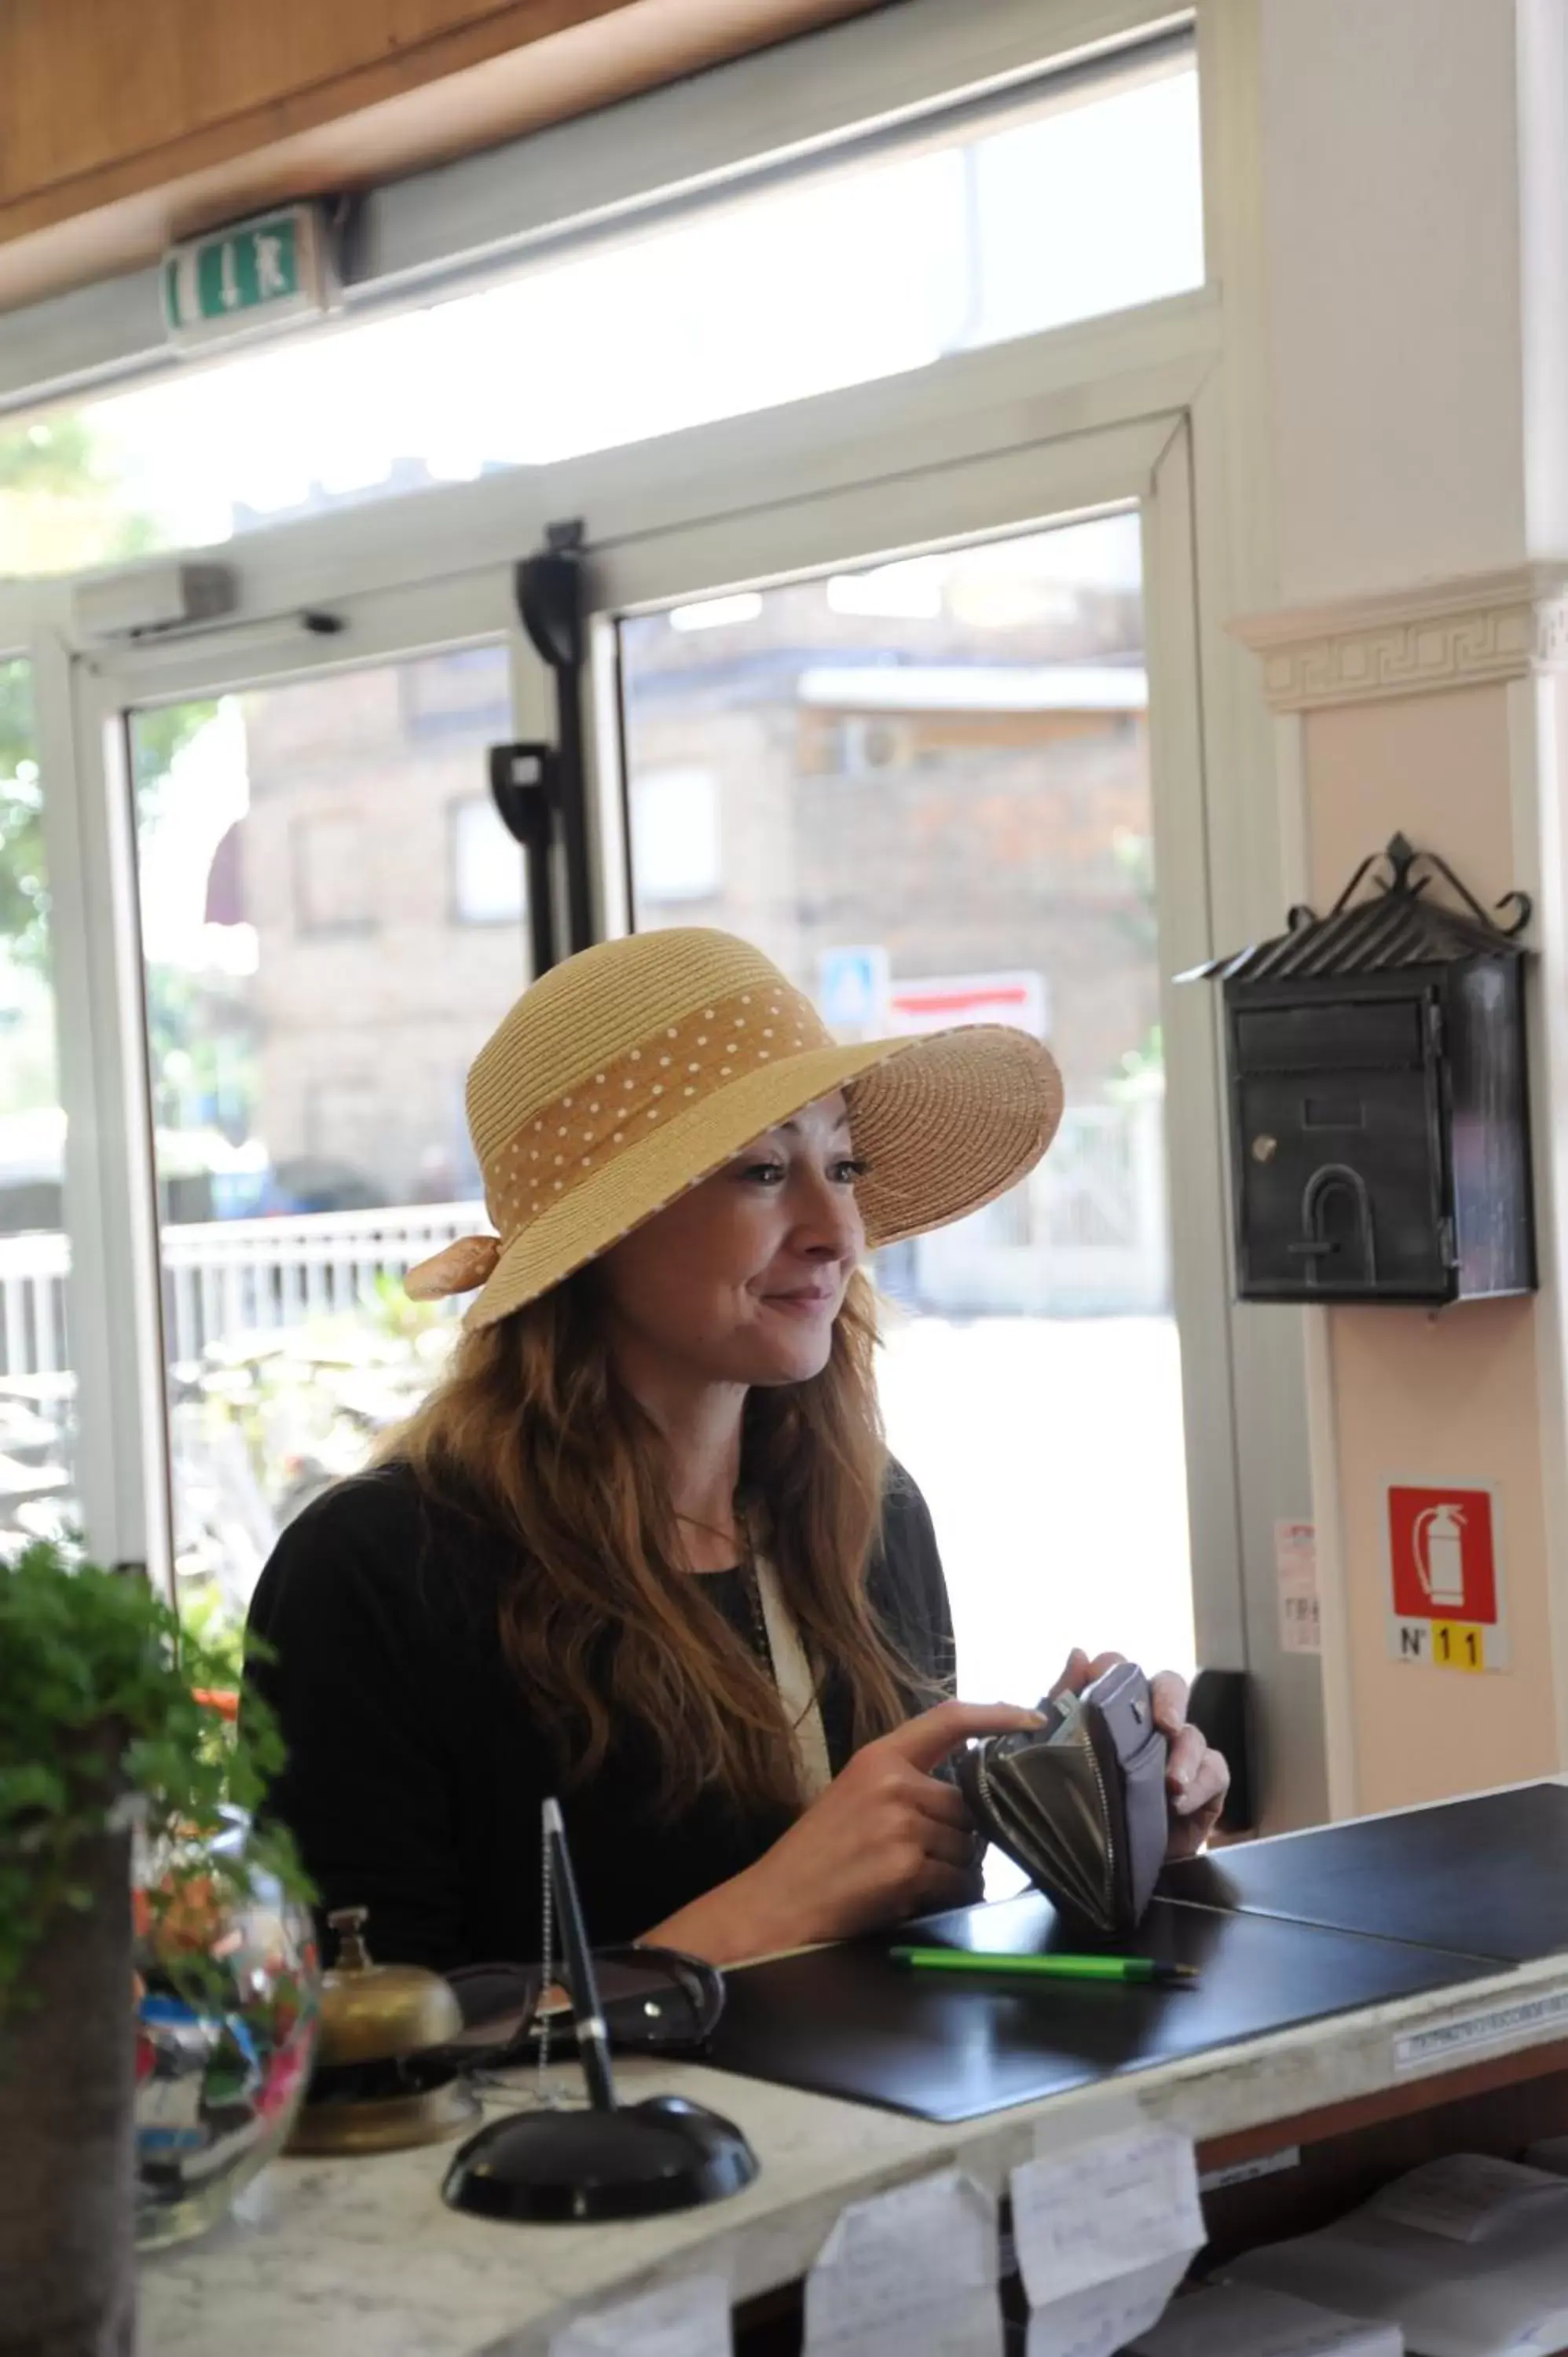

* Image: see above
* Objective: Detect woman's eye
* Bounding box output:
[734,1152,865,1187]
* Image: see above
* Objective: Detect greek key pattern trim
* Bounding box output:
[1235,570,1568,712]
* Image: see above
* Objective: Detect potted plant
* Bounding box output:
[0,1541,312,2357]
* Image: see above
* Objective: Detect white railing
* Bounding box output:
[0,1230,68,1378]
[1038,1091,1171,1307]
[0,1203,479,1383]
[0,1095,1170,1384]
[159,1200,480,1368]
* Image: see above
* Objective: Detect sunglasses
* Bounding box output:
[430,1945,727,2074]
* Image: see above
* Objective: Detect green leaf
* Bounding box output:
[0,1539,309,2012]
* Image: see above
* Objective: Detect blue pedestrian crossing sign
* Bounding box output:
[819,945,890,1032]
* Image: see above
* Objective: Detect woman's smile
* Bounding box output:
[757,1281,841,1318]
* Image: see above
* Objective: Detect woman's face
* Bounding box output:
[597,1092,866,1390]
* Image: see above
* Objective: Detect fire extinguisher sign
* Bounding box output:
[1384,1481,1508,1672]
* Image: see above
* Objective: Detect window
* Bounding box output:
[302,1076,382,1176]
[630,769,722,904]
[450,796,526,925]
[400,649,513,744]
[130,658,525,1638]
[620,519,1193,1734]
[0,35,1201,574]
[291,814,376,934]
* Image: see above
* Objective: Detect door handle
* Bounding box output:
[488,741,559,976]
[515,524,593,961]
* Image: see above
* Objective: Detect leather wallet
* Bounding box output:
[955,1662,1169,1937]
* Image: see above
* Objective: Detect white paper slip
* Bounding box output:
[1225,2161,1568,2357]
[1011,2124,1205,2312]
[811,2291,1001,2357]
[804,2168,1001,2357]
[1127,2282,1403,2355]
[1368,2157,1568,2245]
[1024,2249,1190,2357]
[1277,1519,1322,1655]
[548,2274,731,2357]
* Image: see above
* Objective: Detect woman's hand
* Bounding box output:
[646,1700,1043,1966]
[1051,1648,1229,1863]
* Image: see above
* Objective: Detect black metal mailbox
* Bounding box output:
[1184,835,1535,1306]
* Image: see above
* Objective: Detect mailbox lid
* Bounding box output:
[1232,995,1427,1075]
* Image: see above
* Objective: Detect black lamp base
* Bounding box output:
[441,2094,760,2223]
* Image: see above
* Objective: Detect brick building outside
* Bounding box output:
[220,529,1167,1310]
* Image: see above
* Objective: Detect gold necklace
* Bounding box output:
[733,1505,773,1673]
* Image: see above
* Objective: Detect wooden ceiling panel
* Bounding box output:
[0,2,628,207]
[0,0,885,313]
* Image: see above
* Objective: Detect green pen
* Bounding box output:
[889,1947,1199,1987]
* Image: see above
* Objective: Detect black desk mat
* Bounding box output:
[704,1892,1499,2123]
[1160,1783,1568,1964]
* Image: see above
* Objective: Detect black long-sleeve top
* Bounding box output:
[244,1459,955,1970]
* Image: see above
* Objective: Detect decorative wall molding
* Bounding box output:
[1233,564,1568,712]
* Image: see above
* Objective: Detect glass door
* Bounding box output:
[616,515,1195,1703]
[55,581,542,1643]
[126,651,529,1638]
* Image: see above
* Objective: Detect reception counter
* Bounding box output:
[139,1781,1568,2355]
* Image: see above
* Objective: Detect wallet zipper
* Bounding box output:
[976,1739,1117,1929]
[1084,1737,1116,1926]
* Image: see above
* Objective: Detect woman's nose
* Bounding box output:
[793,1175,864,1260]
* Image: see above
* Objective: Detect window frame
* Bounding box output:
[582,400,1244,1666]
[0,2,1195,416]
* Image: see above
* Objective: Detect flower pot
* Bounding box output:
[0,1825,136,2357]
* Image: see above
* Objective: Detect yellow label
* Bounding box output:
[1432,1621,1486,1673]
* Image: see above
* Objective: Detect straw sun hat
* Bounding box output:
[406,928,1064,1330]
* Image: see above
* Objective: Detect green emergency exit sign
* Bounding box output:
[162,204,337,349]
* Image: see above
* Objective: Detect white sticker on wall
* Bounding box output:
[1274,1521,1320,1655]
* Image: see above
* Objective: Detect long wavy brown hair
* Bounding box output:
[381,1266,918,1820]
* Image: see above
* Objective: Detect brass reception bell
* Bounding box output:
[286,1906,481,2157]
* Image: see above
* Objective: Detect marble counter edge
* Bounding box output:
[141,1945,1568,2357]
[516,1948,1568,2344]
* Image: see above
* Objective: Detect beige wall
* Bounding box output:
[1251,644,1568,1816]
[1247,0,1568,1818]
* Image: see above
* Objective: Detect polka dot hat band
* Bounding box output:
[405,928,1065,1331]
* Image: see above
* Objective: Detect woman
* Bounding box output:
[247,928,1226,1972]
